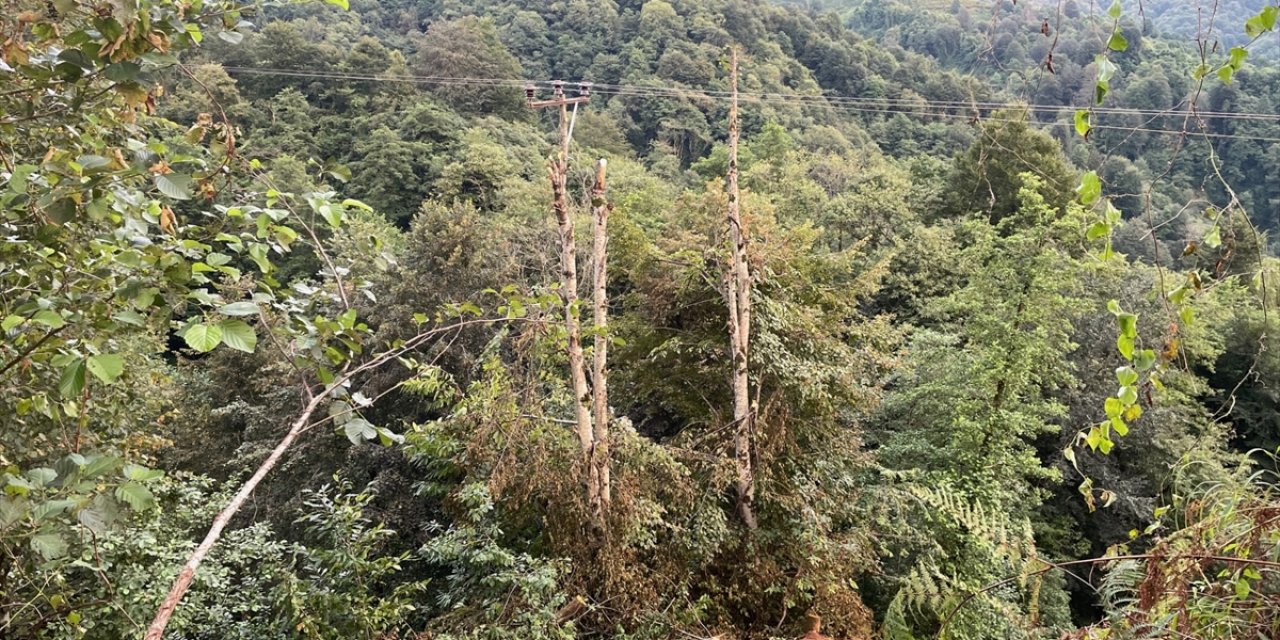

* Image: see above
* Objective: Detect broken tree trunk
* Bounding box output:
[547,104,601,528]
[589,158,612,519]
[725,48,757,530]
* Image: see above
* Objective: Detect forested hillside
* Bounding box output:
[2,0,1279,639]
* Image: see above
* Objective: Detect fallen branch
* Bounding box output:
[144,315,527,639]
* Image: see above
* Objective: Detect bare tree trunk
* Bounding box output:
[725,49,757,530]
[589,158,612,517]
[144,392,327,640]
[548,104,598,523]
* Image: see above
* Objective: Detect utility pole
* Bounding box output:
[724,49,757,530]
[528,81,611,530]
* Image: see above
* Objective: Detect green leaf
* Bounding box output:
[33,499,77,522]
[104,61,141,82]
[218,301,260,317]
[86,354,124,384]
[1096,57,1118,82]
[59,359,86,398]
[112,310,146,327]
[1104,200,1122,223]
[1108,0,1122,19]
[1263,6,1280,31]
[31,533,68,561]
[1115,366,1138,386]
[325,163,352,183]
[155,173,193,200]
[1105,397,1123,418]
[1135,349,1157,372]
[318,203,343,228]
[376,427,405,447]
[7,164,36,193]
[182,323,223,353]
[1074,109,1092,138]
[248,243,272,273]
[343,417,377,445]
[27,468,56,487]
[32,309,65,328]
[1107,32,1128,52]
[48,198,77,223]
[1085,425,1103,451]
[1117,313,1138,338]
[218,319,257,353]
[1117,334,1135,360]
[1218,66,1235,85]
[122,464,164,482]
[1228,46,1248,70]
[1204,225,1222,248]
[77,505,111,534]
[1246,11,1274,38]
[325,0,349,9]
[114,481,155,510]
[1118,385,1138,406]
[1111,417,1129,437]
[1086,221,1109,240]
[81,455,121,479]
[1077,171,1102,205]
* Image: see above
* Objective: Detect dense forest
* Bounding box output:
[2,0,1279,638]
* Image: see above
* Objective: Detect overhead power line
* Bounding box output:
[212,66,1280,143]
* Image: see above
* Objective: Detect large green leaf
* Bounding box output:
[1107,32,1128,52]
[218,301,260,316]
[182,323,223,352]
[155,173,194,200]
[31,532,68,561]
[218,319,257,353]
[122,464,164,482]
[59,359,86,398]
[33,499,77,522]
[7,164,36,193]
[1074,110,1091,138]
[32,309,65,328]
[343,417,377,445]
[1077,171,1102,205]
[114,481,156,510]
[86,354,124,384]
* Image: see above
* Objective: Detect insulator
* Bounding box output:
[579,82,592,98]
[552,80,565,97]
[524,85,536,103]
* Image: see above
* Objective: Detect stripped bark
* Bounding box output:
[589,158,612,517]
[547,105,599,525]
[725,48,757,530]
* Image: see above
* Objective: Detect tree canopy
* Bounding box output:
[3,0,1280,639]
